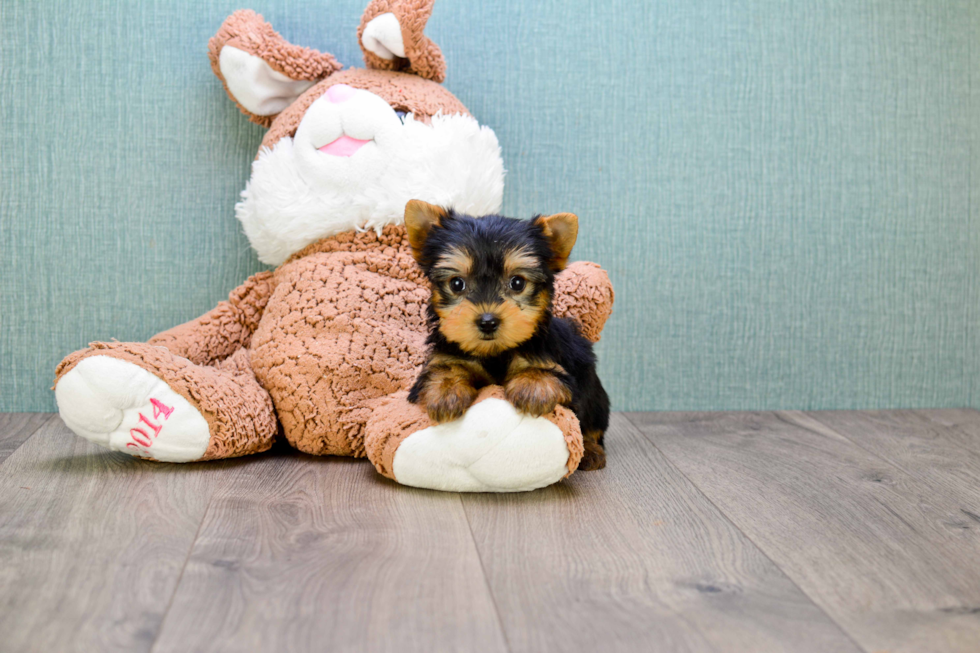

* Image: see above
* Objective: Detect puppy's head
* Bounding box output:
[405,200,578,357]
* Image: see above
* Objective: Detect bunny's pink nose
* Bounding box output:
[325,84,356,103]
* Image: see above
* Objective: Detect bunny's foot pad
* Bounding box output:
[55,356,211,462]
[366,389,584,493]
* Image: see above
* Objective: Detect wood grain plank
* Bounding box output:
[628,410,980,653]
[796,409,980,506]
[461,414,862,653]
[0,413,54,464]
[0,417,239,653]
[151,447,509,653]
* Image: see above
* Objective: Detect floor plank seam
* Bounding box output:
[621,412,872,653]
[26,415,58,443]
[28,414,58,435]
[147,491,213,653]
[459,495,514,653]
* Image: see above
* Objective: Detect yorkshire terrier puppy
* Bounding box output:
[405,200,610,470]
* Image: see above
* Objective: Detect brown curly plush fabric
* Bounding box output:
[358,0,447,82]
[148,271,275,365]
[208,10,344,128]
[543,398,586,476]
[553,261,615,343]
[249,226,429,456]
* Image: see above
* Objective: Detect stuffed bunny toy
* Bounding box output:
[53,0,614,492]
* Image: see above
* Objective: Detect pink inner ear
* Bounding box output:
[318,135,371,157]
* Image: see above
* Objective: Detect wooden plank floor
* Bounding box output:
[1,411,978,652]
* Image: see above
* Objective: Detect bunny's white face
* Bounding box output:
[237,84,504,265]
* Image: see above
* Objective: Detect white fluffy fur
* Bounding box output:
[237,88,505,265]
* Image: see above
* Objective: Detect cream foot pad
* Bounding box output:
[392,397,570,492]
[55,356,211,462]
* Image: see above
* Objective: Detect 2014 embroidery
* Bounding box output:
[125,398,175,451]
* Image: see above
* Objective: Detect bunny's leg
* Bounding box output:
[55,344,276,462]
[54,272,278,461]
[364,388,584,492]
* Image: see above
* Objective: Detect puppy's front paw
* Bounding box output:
[504,371,572,417]
[424,384,479,423]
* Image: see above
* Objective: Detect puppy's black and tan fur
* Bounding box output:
[405,200,610,470]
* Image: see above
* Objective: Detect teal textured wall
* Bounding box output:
[2,0,978,412]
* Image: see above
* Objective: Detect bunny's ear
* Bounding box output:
[358,0,447,83]
[208,10,343,127]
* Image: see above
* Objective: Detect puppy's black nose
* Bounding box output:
[477,313,500,335]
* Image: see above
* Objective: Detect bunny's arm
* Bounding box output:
[148,271,276,366]
[553,261,615,343]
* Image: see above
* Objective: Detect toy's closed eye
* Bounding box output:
[395,110,408,123]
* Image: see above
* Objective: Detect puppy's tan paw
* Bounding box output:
[504,371,572,417]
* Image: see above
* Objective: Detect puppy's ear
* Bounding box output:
[534,213,579,272]
[404,200,448,264]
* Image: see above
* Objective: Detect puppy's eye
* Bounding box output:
[449,277,466,293]
[395,110,408,123]
[509,276,526,292]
